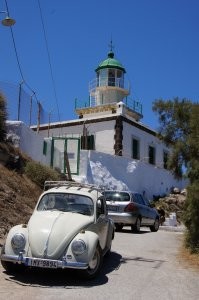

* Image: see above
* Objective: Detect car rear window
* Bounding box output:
[103,191,130,202]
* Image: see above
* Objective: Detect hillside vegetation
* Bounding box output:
[0,164,42,239]
[0,141,62,241]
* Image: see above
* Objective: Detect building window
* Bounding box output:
[43,141,47,155]
[148,145,155,165]
[132,138,140,159]
[163,150,169,169]
[116,70,124,88]
[81,135,95,150]
[108,69,115,86]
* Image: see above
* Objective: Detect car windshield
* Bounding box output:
[37,193,94,216]
[103,191,130,202]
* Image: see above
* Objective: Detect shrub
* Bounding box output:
[183,180,199,253]
[24,161,60,188]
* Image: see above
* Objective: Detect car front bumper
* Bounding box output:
[1,253,88,270]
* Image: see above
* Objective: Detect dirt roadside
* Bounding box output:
[0,164,42,243]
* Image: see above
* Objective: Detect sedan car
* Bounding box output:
[103,190,159,232]
[1,181,115,279]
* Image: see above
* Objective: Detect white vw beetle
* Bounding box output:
[1,181,115,279]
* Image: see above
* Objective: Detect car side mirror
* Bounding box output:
[97,200,102,217]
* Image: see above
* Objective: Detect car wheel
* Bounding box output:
[131,218,141,233]
[115,224,123,232]
[150,218,160,232]
[1,245,24,274]
[80,245,103,279]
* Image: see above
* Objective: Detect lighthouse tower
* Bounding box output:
[75,45,142,121]
[91,46,129,106]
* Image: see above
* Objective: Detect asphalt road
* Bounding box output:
[0,228,199,300]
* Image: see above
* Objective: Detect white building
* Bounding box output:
[7,48,187,200]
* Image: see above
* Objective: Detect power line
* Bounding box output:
[4,0,62,129]
[5,0,24,82]
[37,0,62,130]
[4,0,38,102]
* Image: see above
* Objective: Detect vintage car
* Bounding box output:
[1,181,115,279]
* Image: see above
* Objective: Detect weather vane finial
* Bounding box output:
[108,38,114,52]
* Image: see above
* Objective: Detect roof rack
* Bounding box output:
[44,180,104,193]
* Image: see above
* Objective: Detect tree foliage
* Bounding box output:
[153,97,199,253]
[0,93,7,142]
[152,97,198,178]
[183,180,199,253]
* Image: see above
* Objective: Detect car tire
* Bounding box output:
[80,245,103,279]
[115,224,123,232]
[131,218,141,233]
[1,245,24,274]
[150,218,160,232]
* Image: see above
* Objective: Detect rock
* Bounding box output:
[173,187,180,194]
[181,189,187,196]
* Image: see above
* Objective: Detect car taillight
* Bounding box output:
[124,203,137,212]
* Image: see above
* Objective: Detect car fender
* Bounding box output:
[66,230,99,264]
[106,218,115,247]
[109,217,115,239]
[4,224,29,256]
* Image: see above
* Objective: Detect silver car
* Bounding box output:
[103,190,160,232]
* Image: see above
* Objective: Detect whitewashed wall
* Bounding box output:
[6,121,48,165]
[122,122,169,165]
[36,119,116,154]
[73,150,187,201]
[6,122,187,199]
[33,117,170,167]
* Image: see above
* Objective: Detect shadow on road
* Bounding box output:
[120,256,165,269]
[3,251,122,288]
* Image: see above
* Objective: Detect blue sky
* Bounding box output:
[0,0,199,130]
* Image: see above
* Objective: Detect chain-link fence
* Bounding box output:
[0,81,56,127]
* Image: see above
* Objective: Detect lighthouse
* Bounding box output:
[76,46,142,122]
[27,45,186,198]
[91,47,129,106]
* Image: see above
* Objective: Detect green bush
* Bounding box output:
[24,161,60,188]
[183,180,199,253]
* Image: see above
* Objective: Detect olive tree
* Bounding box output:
[153,98,199,253]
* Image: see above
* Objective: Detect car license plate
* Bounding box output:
[27,258,58,268]
[107,205,119,212]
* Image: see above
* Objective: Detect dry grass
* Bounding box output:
[0,164,42,240]
[177,241,199,271]
[0,142,62,241]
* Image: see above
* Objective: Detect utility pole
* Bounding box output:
[17,81,23,121]
[37,101,41,133]
[64,147,72,181]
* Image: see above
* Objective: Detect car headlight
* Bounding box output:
[71,239,87,255]
[11,233,26,252]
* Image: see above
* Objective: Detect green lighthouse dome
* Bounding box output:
[95,51,126,73]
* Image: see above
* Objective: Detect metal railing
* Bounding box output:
[75,96,142,116]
